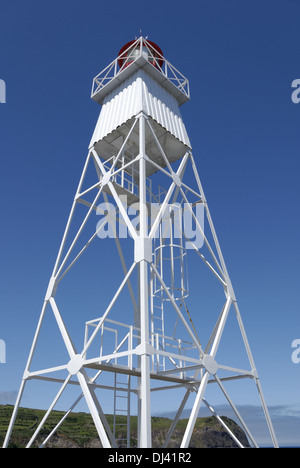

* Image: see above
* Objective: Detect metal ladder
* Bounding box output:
[113,373,131,447]
[151,294,166,372]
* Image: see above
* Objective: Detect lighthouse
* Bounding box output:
[4,37,278,448]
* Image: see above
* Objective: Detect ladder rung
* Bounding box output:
[114,373,130,441]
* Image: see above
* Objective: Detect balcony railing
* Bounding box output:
[84,317,199,378]
[91,37,190,102]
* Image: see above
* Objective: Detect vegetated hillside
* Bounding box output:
[0,405,250,448]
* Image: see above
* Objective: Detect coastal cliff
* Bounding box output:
[0,405,250,448]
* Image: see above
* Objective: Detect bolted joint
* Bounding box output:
[172,171,182,187]
[203,354,218,375]
[134,237,152,263]
[100,170,111,187]
[135,342,155,356]
[67,354,84,376]
[45,276,57,301]
[225,277,236,302]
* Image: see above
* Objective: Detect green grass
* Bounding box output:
[0,404,247,448]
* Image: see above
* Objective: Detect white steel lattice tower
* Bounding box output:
[4,37,278,448]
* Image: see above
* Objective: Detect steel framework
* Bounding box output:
[91,37,190,104]
[3,38,278,449]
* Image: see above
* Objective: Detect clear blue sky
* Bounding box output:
[0,0,300,447]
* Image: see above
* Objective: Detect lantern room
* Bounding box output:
[117,38,164,70]
[91,36,190,106]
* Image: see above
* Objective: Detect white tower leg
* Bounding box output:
[137,113,152,447]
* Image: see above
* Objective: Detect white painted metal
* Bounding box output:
[113,373,131,448]
[90,70,191,149]
[91,37,190,105]
[3,36,278,450]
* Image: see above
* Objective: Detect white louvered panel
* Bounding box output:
[89,69,191,149]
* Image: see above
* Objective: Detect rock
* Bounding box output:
[0,405,250,448]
